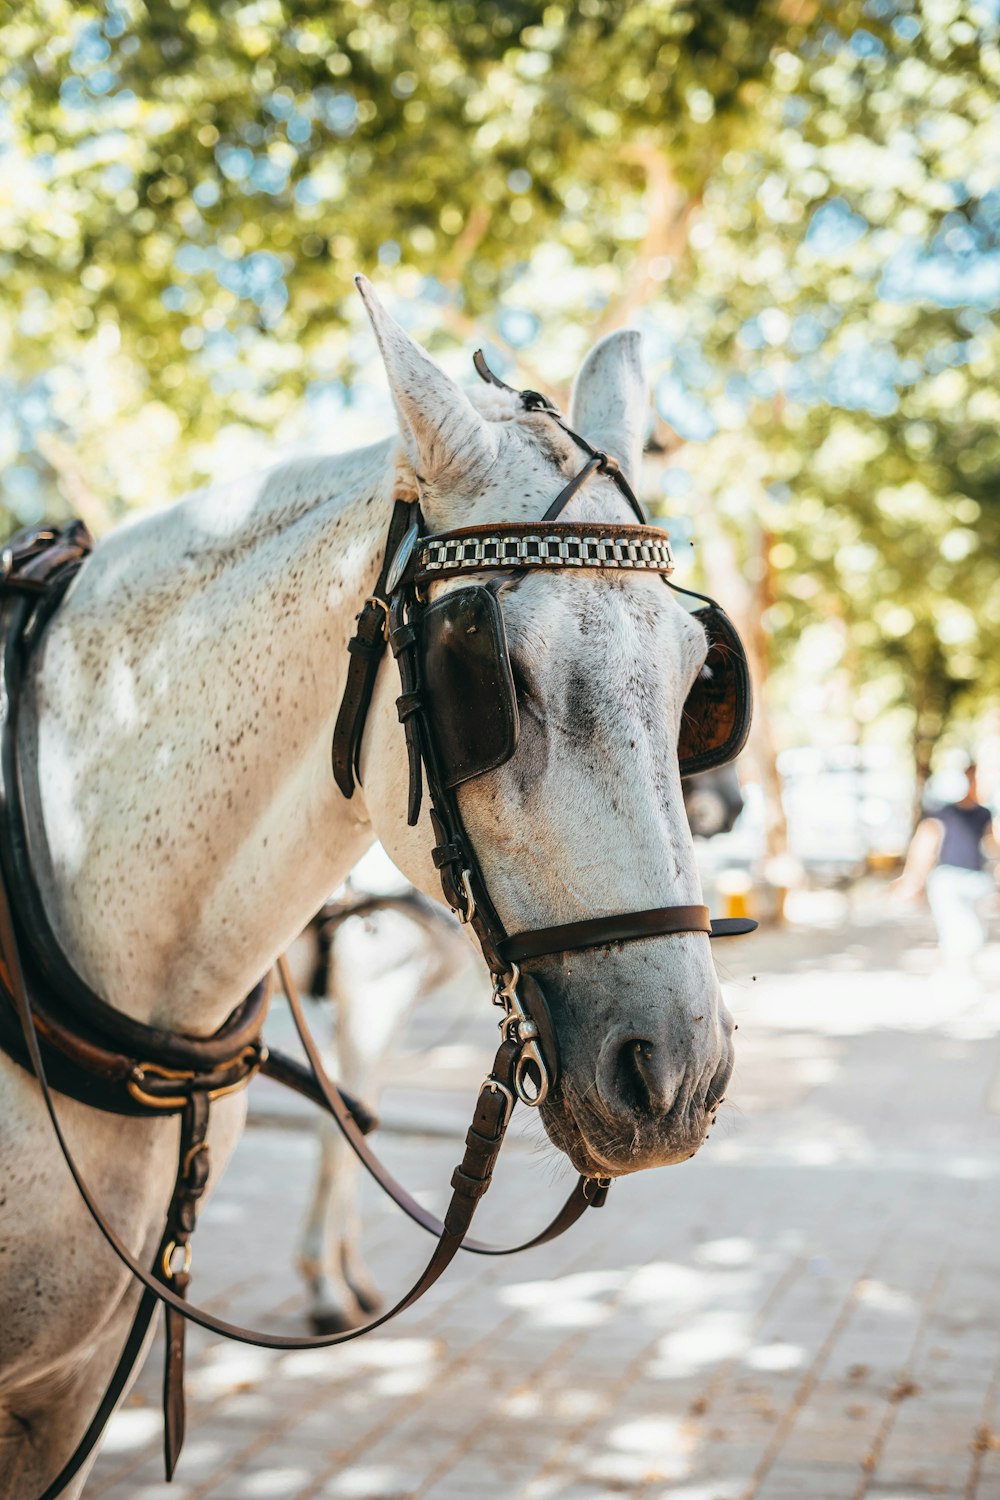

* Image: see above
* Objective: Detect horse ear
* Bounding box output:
[355,275,496,488]
[570,330,647,487]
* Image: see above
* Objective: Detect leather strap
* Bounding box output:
[162,1090,210,1479]
[258,1048,379,1136]
[472,349,646,524]
[33,1284,163,1500]
[332,498,415,797]
[2,935,596,1500]
[389,590,425,825]
[5,936,579,1357]
[275,954,598,1258]
[498,905,758,964]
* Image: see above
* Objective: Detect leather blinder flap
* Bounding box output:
[678,606,752,779]
[421,586,519,789]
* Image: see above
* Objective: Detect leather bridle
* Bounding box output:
[332,354,756,1108]
[0,363,755,1497]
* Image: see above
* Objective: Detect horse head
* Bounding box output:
[355,279,735,1179]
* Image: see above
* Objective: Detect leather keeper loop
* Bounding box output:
[389,622,418,656]
[176,1201,198,1235]
[346,636,382,658]
[395,691,421,723]
[432,841,464,870]
[450,1167,492,1199]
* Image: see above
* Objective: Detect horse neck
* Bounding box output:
[22,440,399,1035]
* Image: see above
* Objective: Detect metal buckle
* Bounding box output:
[181,1139,210,1178]
[479,1076,516,1130]
[491,964,550,1108]
[126,1044,263,1111]
[365,596,390,637]
[583,1175,613,1205]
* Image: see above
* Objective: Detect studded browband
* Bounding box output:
[415,521,674,584]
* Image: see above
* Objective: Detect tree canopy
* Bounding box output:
[1,0,997,791]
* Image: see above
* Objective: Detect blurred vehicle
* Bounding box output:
[779,745,914,878]
[694,746,914,889]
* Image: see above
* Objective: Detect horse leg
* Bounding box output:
[335,1137,382,1315]
[299,1112,372,1334]
[296,1000,368,1335]
[331,977,385,1317]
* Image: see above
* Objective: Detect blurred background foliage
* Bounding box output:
[1,0,998,850]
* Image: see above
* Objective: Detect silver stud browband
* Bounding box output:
[416,529,674,579]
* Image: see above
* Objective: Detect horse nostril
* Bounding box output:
[615,1038,670,1116]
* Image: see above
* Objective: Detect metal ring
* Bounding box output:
[514,1043,549,1107]
[161,1239,192,1280]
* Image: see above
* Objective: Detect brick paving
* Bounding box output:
[86,888,1000,1499]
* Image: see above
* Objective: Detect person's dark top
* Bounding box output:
[933,802,992,871]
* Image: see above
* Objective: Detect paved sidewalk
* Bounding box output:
[88,889,1000,1500]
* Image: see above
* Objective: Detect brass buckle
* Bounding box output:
[127,1044,263,1111]
[583,1175,613,1204]
[365,596,390,637]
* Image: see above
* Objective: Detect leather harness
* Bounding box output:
[0,366,755,1497]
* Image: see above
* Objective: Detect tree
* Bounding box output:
[0,0,799,518]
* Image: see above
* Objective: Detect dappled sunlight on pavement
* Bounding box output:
[88,895,1000,1499]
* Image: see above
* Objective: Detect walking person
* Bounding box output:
[894,763,998,968]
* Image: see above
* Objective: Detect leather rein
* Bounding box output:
[0,374,754,1497]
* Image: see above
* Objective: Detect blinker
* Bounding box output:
[676,606,752,779]
[421,586,519,788]
[417,587,752,789]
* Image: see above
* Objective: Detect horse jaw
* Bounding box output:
[355,306,734,1180]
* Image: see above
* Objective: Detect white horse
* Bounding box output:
[0,278,734,1495]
